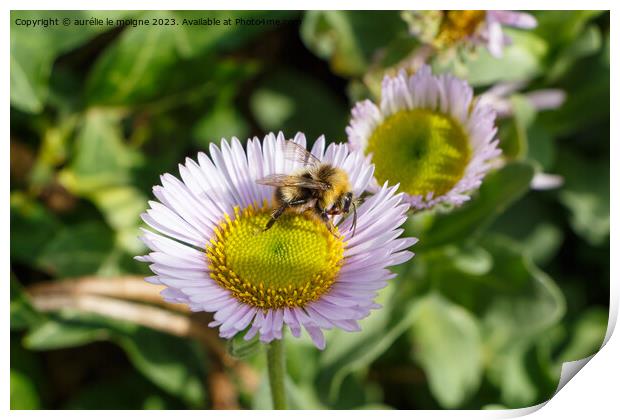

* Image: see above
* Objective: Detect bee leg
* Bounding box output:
[288,198,312,207]
[318,209,339,237]
[264,205,287,231]
[264,199,310,231]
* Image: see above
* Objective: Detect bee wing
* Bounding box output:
[256,174,330,190]
[283,140,322,167]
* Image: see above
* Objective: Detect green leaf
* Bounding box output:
[62,109,136,193]
[10,370,41,409]
[422,236,565,407]
[487,327,562,408]
[500,99,557,171]
[11,340,45,409]
[22,308,207,407]
[560,187,609,246]
[418,162,535,249]
[10,52,46,113]
[425,235,565,351]
[533,11,604,52]
[173,11,297,57]
[10,275,43,331]
[58,111,148,248]
[250,69,349,141]
[285,335,320,386]
[37,222,115,277]
[193,104,250,150]
[547,25,602,82]
[409,293,483,408]
[506,95,536,159]
[10,11,129,112]
[447,245,493,276]
[24,316,113,351]
[538,38,609,137]
[28,117,77,189]
[117,328,207,407]
[23,310,133,351]
[10,192,61,265]
[86,11,291,105]
[361,35,421,98]
[355,403,395,409]
[558,307,608,362]
[480,236,565,351]
[89,186,147,231]
[317,282,418,403]
[301,11,407,77]
[483,404,509,410]
[556,152,609,245]
[488,344,539,407]
[85,11,181,105]
[227,331,261,360]
[521,223,564,266]
[445,30,547,86]
[251,89,294,128]
[526,123,556,171]
[66,371,182,409]
[488,194,564,266]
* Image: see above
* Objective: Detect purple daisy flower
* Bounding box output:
[346,65,501,210]
[403,10,537,58]
[136,132,416,350]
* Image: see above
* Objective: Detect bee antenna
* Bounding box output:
[351,200,358,237]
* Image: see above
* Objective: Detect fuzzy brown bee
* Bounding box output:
[256,140,358,236]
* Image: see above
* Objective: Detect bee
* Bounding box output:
[256,140,359,236]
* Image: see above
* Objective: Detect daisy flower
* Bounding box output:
[403,10,538,57]
[346,65,501,209]
[136,132,416,350]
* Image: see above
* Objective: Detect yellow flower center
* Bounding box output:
[435,10,487,47]
[366,109,471,197]
[206,203,345,310]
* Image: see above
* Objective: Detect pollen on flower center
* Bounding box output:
[206,202,345,310]
[436,10,487,46]
[366,109,471,197]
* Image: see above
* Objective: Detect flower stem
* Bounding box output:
[266,338,286,409]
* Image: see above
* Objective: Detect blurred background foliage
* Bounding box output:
[10,10,609,410]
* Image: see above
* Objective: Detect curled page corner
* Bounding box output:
[555,355,596,393]
[472,355,601,418]
[552,301,617,394]
[497,302,617,417]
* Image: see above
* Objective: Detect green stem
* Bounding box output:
[266,338,287,409]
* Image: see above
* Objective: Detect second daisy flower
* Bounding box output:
[347,65,501,210]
